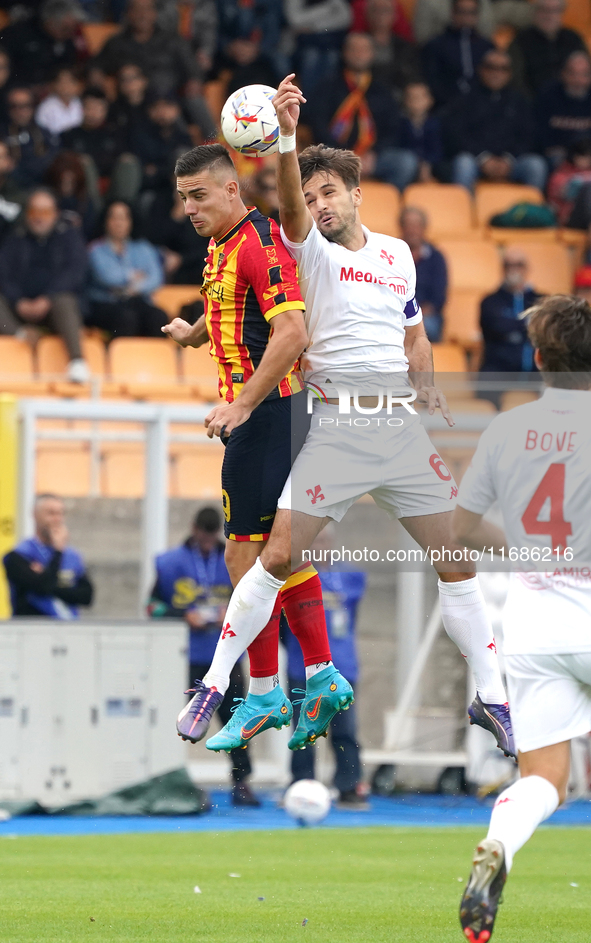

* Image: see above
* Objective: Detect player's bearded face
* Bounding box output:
[305,173,358,244]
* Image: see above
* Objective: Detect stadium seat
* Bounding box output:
[169,443,224,498]
[501,390,539,411]
[431,343,468,373]
[501,241,573,294]
[109,337,190,400]
[181,344,219,401]
[437,239,502,293]
[403,184,474,237]
[81,22,121,55]
[563,0,591,31]
[443,288,483,349]
[358,181,400,237]
[37,334,108,398]
[100,444,145,497]
[474,182,544,229]
[0,337,49,395]
[152,285,204,320]
[488,227,558,245]
[36,442,91,496]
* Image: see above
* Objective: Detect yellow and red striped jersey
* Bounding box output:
[202,207,305,402]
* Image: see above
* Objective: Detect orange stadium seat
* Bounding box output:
[443,288,483,349]
[438,239,502,293]
[358,181,400,236]
[100,443,145,497]
[563,0,591,31]
[474,183,544,228]
[169,443,224,499]
[181,344,220,401]
[431,342,468,373]
[109,337,190,400]
[0,337,49,395]
[501,390,540,411]
[81,22,121,55]
[37,334,108,398]
[36,441,91,496]
[403,184,474,237]
[153,285,204,320]
[502,241,573,294]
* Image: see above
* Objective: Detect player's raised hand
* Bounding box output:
[161,317,193,347]
[204,400,252,440]
[272,74,306,135]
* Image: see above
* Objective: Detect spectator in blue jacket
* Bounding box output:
[148,506,260,808]
[284,527,367,810]
[479,247,540,406]
[535,51,591,166]
[305,31,418,191]
[422,0,494,107]
[0,188,88,382]
[400,206,447,342]
[86,200,167,337]
[3,493,93,618]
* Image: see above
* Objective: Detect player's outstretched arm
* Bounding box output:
[205,310,307,439]
[404,322,455,427]
[273,74,313,244]
[162,315,208,348]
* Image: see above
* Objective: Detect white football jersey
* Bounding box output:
[280,222,422,386]
[459,387,591,654]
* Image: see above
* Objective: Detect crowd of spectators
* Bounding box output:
[0,0,588,377]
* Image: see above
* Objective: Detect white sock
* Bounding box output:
[203,558,285,695]
[487,775,559,871]
[305,660,333,681]
[249,674,279,696]
[438,577,507,704]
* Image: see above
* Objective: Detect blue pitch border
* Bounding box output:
[0,793,590,837]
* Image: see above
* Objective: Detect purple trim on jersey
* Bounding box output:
[404,296,420,319]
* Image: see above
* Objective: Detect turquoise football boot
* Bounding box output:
[205,686,293,752]
[289,666,354,751]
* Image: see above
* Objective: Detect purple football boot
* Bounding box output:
[176,680,224,743]
[468,694,516,759]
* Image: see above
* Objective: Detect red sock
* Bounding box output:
[247,596,281,678]
[281,574,332,667]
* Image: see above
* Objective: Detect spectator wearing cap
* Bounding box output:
[148,506,260,808]
[35,66,83,136]
[131,92,192,194]
[0,0,86,89]
[479,248,540,405]
[86,200,167,337]
[92,0,215,139]
[442,48,547,192]
[0,188,89,383]
[61,87,142,212]
[400,207,447,342]
[536,51,591,167]
[362,0,422,96]
[509,0,586,98]
[422,0,494,107]
[306,32,418,191]
[1,86,59,187]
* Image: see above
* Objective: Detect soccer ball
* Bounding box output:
[221,84,279,156]
[284,779,331,826]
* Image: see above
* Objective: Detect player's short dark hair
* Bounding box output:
[298,144,361,191]
[193,506,222,533]
[526,294,591,387]
[175,144,236,180]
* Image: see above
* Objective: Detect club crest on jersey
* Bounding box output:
[380,249,395,265]
[306,485,325,505]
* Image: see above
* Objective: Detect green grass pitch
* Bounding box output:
[1,827,590,942]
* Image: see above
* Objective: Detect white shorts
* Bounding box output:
[278,404,458,521]
[505,652,591,753]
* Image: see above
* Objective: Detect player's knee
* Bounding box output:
[260,541,291,580]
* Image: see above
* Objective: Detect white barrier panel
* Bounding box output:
[0,619,186,804]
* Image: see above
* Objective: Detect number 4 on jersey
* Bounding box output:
[521,463,572,551]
